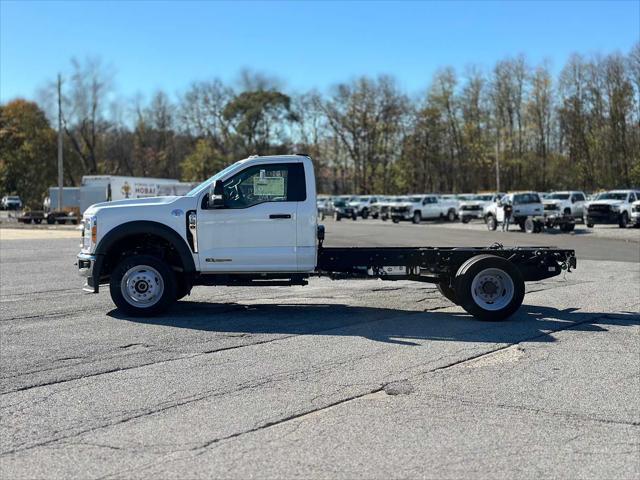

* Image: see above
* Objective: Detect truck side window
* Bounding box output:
[221,163,306,209]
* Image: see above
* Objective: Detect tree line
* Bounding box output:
[2,45,639,208]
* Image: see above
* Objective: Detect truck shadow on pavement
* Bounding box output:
[108,303,640,346]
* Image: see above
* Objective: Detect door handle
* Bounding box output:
[269,214,291,219]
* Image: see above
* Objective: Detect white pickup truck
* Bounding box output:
[390,195,458,223]
[543,191,587,219]
[585,190,640,228]
[77,155,575,321]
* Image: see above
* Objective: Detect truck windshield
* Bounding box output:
[186,161,242,197]
[474,195,494,201]
[408,196,423,202]
[548,193,570,200]
[598,192,627,200]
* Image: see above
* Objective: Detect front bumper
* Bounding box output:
[459,210,483,219]
[631,212,640,225]
[586,211,620,224]
[77,252,100,293]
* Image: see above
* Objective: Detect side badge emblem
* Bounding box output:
[171,209,184,217]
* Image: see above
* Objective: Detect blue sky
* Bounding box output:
[1,0,638,102]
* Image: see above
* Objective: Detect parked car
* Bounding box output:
[1,195,22,210]
[458,193,504,223]
[631,200,640,227]
[485,192,544,232]
[348,196,379,219]
[543,191,587,219]
[317,195,332,219]
[377,196,405,221]
[391,195,458,224]
[585,190,640,228]
[331,198,357,221]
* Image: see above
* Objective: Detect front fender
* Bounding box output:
[91,221,196,291]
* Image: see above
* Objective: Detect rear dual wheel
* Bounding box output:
[440,255,525,321]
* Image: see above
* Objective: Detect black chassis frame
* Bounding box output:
[315,245,576,284]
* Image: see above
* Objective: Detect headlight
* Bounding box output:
[82,215,97,252]
[610,205,620,212]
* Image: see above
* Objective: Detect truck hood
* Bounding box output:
[589,200,624,207]
[543,200,567,207]
[85,196,182,215]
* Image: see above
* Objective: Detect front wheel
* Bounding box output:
[447,209,456,222]
[461,217,470,224]
[412,211,421,224]
[109,255,177,316]
[486,215,497,231]
[392,218,400,224]
[619,212,628,228]
[361,208,369,220]
[454,255,525,321]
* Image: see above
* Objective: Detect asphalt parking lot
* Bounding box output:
[1,222,639,479]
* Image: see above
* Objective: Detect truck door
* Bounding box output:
[197,162,305,272]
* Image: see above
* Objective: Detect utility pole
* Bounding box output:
[57,74,63,212]
[495,130,501,192]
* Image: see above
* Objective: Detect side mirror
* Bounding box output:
[208,180,225,209]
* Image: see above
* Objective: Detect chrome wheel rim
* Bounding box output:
[470,268,514,311]
[121,265,164,308]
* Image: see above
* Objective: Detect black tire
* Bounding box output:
[361,208,369,220]
[392,218,400,223]
[560,222,575,232]
[382,216,388,221]
[447,209,456,222]
[372,213,379,219]
[486,215,497,231]
[412,211,421,224]
[109,254,177,316]
[518,220,526,231]
[46,215,55,225]
[461,217,470,224]
[34,218,42,224]
[351,212,357,221]
[454,254,525,321]
[619,212,628,228]
[524,217,535,234]
[586,222,594,228]
[437,281,458,305]
[175,274,191,301]
[334,212,341,221]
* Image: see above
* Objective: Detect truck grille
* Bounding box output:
[544,204,559,211]
[391,207,409,214]
[461,205,481,211]
[588,204,611,213]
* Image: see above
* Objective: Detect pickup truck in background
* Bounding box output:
[391,195,458,223]
[485,192,544,232]
[458,193,504,223]
[348,196,378,219]
[585,190,640,228]
[77,155,576,321]
[543,191,586,219]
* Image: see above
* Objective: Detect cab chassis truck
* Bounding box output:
[78,155,576,321]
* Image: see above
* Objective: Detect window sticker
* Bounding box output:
[254,176,285,196]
